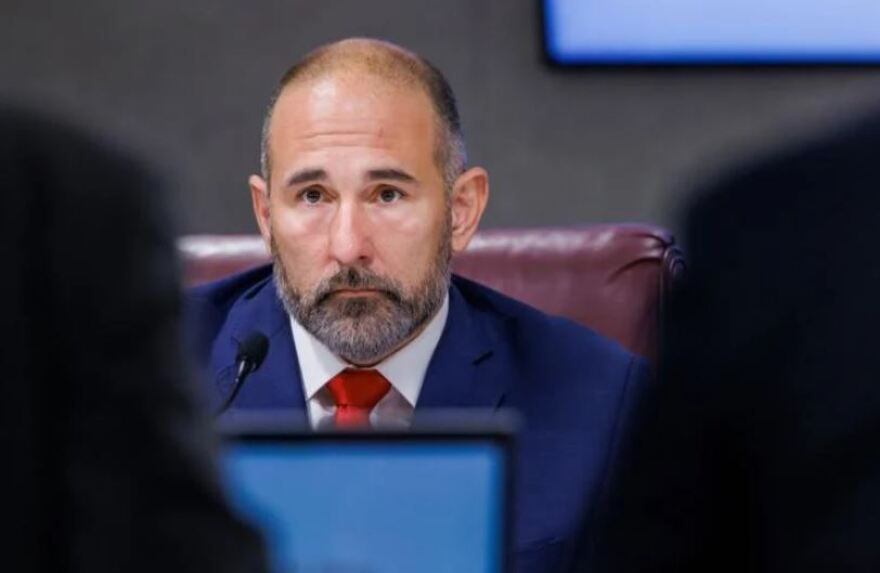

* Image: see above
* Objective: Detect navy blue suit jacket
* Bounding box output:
[186,264,649,573]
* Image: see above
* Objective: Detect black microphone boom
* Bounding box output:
[216,332,269,415]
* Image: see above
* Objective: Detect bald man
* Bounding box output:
[186,38,649,573]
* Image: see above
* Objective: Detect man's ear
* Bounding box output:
[449,166,489,253]
[249,174,272,246]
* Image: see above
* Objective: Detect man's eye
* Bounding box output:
[301,188,323,204]
[378,188,402,203]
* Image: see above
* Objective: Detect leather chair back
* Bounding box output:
[178,224,683,359]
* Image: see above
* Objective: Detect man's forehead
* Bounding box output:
[281,166,418,190]
[267,73,439,164]
[273,72,434,127]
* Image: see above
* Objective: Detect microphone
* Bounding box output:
[216,332,269,415]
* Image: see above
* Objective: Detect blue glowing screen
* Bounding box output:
[224,441,506,573]
[544,0,880,64]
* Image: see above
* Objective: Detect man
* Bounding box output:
[571,111,880,573]
[0,107,267,573]
[187,38,648,573]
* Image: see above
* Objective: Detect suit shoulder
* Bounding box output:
[186,264,274,312]
[451,274,639,369]
[183,264,274,357]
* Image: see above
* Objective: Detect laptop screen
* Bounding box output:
[223,435,510,573]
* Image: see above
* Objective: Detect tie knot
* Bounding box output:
[327,368,391,411]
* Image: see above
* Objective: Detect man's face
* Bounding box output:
[252,73,453,365]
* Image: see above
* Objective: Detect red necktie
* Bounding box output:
[326,368,391,428]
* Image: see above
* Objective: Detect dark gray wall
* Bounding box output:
[4,0,880,234]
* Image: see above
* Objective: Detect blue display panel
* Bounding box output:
[544,0,880,64]
[224,441,506,573]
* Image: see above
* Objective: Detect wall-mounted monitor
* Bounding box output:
[543,0,880,65]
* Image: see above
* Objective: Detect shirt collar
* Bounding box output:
[290,293,450,407]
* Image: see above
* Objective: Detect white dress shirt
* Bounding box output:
[289,294,449,429]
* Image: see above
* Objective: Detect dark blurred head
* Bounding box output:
[2,104,267,573]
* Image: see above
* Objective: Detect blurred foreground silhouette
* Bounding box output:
[0,107,266,573]
[573,111,880,573]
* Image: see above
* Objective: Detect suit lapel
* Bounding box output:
[416,280,507,411]
[211,277,307,423]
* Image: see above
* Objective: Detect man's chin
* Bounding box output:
[315,320,411,365]
[323,288,399,304]
[321,294,394,320]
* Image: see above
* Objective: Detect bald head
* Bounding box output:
[260,38,466,188]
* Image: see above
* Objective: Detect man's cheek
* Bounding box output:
[285,243,328,279]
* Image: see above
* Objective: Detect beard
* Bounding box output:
[271,220,452,365]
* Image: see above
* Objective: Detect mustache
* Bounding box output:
[312,266,404,305]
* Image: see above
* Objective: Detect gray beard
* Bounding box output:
[271,234,451,365]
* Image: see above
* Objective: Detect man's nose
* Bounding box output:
[328,202,373,265]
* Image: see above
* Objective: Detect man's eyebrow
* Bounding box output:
[285,168,328,187]
[367,168,417,183]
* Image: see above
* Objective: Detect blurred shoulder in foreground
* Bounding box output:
[0,106,267,573]
[572,111,880,573]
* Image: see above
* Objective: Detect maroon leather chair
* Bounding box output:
[178,224,684,360]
